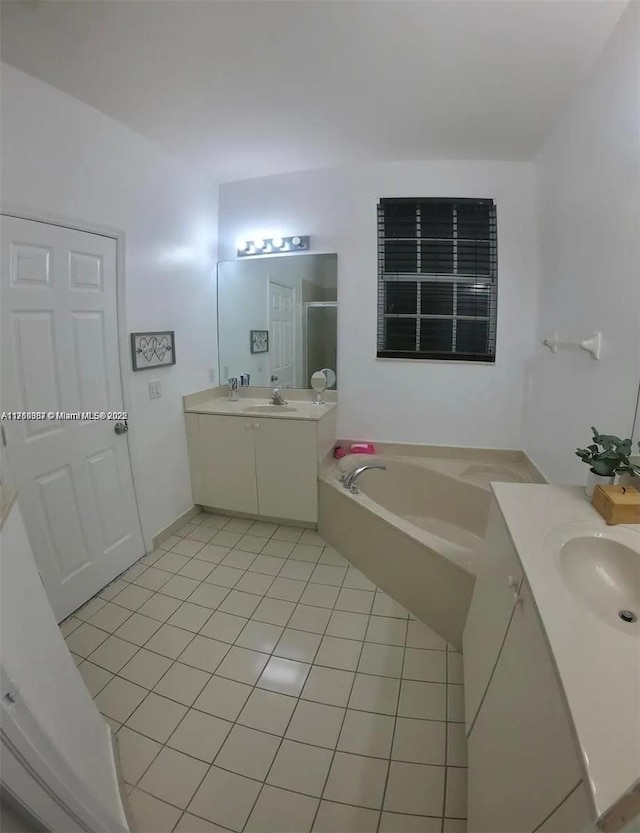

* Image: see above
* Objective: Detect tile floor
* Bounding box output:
[61,511,467,833]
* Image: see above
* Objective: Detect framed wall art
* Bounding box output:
[131,331,176,371]
[250,330,269,354]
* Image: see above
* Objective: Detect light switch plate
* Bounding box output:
[148,380,162,399]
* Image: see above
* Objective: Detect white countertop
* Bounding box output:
[492,483,640,818]
[184,396,336,421]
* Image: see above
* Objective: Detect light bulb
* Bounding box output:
[238,241,250,253]
[254,239,266,251]
[292,236,301,247]
[272,237,284,249]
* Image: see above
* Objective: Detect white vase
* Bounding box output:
[585,469,615,498]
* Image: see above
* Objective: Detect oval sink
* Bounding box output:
[558,532,640,634]
[241,404,298,414]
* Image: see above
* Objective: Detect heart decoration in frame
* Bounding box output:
[131,331,176,371]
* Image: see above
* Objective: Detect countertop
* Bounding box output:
[184,396,336,421]
[492,483,640,818]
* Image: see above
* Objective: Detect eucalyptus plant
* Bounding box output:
[575,427,638,477]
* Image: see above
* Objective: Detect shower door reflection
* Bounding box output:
[304,302,337,388]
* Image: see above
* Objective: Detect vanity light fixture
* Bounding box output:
[237,235,310,257]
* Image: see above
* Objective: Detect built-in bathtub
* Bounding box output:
[319,446,543,648]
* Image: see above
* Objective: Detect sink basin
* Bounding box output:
[241,404,298,414]
[553,525,640,634]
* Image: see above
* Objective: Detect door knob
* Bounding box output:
[271,375,278,382]
[114,420,129,435]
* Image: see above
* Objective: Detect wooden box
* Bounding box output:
[592,485,640,525]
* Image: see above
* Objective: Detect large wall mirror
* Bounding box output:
[217,253,337,389]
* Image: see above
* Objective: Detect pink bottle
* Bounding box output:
[350,442,376,455]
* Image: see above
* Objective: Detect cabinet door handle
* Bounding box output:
[254,423,260,429]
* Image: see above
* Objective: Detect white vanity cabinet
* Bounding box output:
[464,499,592,833]
[185,407,334,524]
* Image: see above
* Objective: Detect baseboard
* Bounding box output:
[152,506,200,549]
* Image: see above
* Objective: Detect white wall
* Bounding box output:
[219,161,539,448]
[524,3,640,483]
[1,65,218,543]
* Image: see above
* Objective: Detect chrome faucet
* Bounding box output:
[270,388,288,405]
[343,461,387,494]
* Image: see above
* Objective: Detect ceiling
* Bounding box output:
[0,0,627,183]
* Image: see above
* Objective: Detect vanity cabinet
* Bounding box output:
[463,500,524,731]
[185,410,331,523]
[464,499,591,833]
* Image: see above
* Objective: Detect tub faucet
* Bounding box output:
[343,461,387,494]
[270,388,287,405]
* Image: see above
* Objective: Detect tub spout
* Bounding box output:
[343,462,387,494]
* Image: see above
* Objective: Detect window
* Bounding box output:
[377,198,497,362]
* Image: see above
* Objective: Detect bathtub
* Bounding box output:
[319,447,541,648]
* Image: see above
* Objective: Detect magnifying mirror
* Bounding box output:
[311,370,327,405]
[321,368,337,389]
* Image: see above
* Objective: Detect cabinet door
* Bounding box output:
[467,581,584,833]
[463,499,524,733]
[254,418,318,522]
[185,413,205,503]
[198,415,258,514]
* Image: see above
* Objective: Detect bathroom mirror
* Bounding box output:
[217,253,337,389]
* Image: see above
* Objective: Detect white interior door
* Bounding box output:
[268,280,295,387]
[0,216,145,621]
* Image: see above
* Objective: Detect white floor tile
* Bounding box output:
[200,610,248,643]
[325,611,369,640]
[194,544,230,564]
[309,564,346,587]
[337,710,395,758]
[324,752,388,810]
[318,547,348,567]
[167,708,232,763]
[398,680,447,721]
[178,559,215,581]
[216,646,270,684]
[167,602,213,633]
[126,692,188,743]
[219,589,264,617]
[299,584,340,609]
[348,674,400,715]
[392,717,446,765]
[342,567,376,592]
[111,584,154,612]
[175,813,230,833]
[224,517,254,534]
[87,602,132,633]
[171,538,205,558]
[258,656,310,696]
[215,724,280,780]
[236,534,268,554]
[237,688,297,735]
[407,620,448,651]
[290,543,323,564]
[288,605,332,634]
[357,643,404,678]
[114,613,162,646]
[178,635,230,673]
[188,583,230,609]
[94,676,147,723]
[302,666,355,708]
[277,560,315,582]
[403,648,447,683]
[253,598,296,626]
[267,577,306,603]
[212,530,246,549]
[299,530,326,547]
[154,551,192,574]
[446,723,468,767]
[188,766,262,831]
[444,767,467,819]
[116,726,161,785]
[77,661,113,696]
[314,635,362,671]
[245,786,318,833]
[274,629,322,663]
[372,593,410,619]
[128,787,182,833]
[139,746,208,809]
[272,525,305,543]
[335,588,374,614]
[235,572,275,596]
[137,593,183,622]
[144,624,195,659]
[237,620,284,653]
[161,575,203,601]
[285,699,344,748]
[133,567,172,592]
[261,539,295,558]
[194,674,253,721]
[119,649,173,688]
[267,739,332,797]
[379,812,442,832]
[221,550,257,570]
[153,662,210,705]
[384,761,445,817]
[65,623,109,657]
[313,801,380,833]
[88,635,139,673]
[250,554,287,576]
[366,616,408,647]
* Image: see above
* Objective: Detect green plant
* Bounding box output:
[575,427,637,477]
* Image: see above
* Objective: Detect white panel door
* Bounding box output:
[1,216,145,621]
[269,281,294,388]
